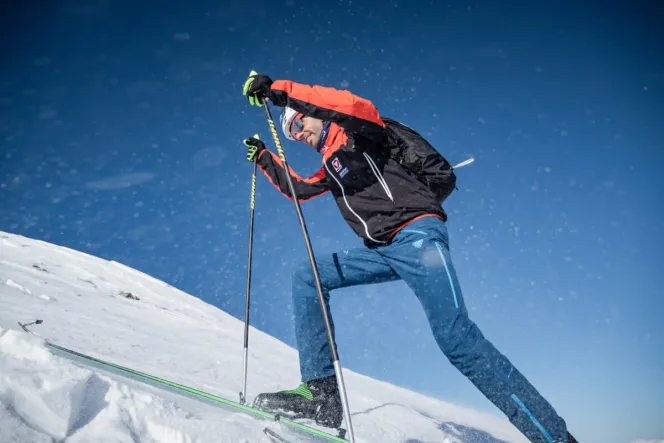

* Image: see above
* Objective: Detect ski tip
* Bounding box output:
[452,157,475,169]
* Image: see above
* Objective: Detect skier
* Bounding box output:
[241,72,578,443]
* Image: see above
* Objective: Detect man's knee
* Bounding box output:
[292,256,338,295]
[292,260,316,290]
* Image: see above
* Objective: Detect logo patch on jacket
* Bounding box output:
[331,157,342,172]
[339,167,349,178]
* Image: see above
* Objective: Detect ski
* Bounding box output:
[17,320,349,443]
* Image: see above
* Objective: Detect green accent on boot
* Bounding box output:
[281,383,314,401]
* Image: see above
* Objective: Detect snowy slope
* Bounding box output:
[0,231,529,443]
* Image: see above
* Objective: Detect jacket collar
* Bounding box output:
[321,124,346,162]
[316,121,332,152]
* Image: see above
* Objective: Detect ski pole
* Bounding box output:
[240,145,259,405]
[261,100,356,443]
[18,319,43,333]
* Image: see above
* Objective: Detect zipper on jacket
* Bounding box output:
[324,159,386,244]
[363,152,394,202]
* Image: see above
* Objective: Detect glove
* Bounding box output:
[243,134,265,162]
[242,70,273,106]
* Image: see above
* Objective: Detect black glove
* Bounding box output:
[243,134,266,162]
[242,70,274,106]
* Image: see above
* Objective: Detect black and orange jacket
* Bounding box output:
[256,80,447,247]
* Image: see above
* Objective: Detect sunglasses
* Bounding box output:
[289,113,305,139]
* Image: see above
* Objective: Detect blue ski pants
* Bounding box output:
[291,216,568,443]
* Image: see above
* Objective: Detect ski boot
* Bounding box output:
[253,375,342,428]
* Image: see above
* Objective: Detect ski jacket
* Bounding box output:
[256,80,447,247]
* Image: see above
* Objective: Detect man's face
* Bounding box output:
[293,116,324,149]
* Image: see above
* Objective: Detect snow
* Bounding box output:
[0,231,530,442]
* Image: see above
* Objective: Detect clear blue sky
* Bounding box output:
[1,1,662,442]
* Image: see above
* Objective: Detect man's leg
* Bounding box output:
[379,217,569,443]
[292,247,399,382]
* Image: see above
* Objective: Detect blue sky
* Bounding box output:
[1,1,662,442]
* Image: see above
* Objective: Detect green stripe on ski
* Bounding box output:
[45,342,272,417]
[43,341,348,442]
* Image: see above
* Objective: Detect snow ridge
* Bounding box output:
[0,231,532,442]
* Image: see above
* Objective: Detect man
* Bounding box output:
[241,72,577,443]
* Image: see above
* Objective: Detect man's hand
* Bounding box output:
[242,70,273,106]
[244,134,266,162]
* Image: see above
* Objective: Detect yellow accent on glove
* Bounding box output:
[243,134,263,162]
[242,70,263,106]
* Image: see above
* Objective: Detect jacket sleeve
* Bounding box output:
[256,149,329,202]
[268,80,386,138]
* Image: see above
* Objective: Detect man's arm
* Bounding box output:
[256,149,329,202]
[268,80,386,137]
